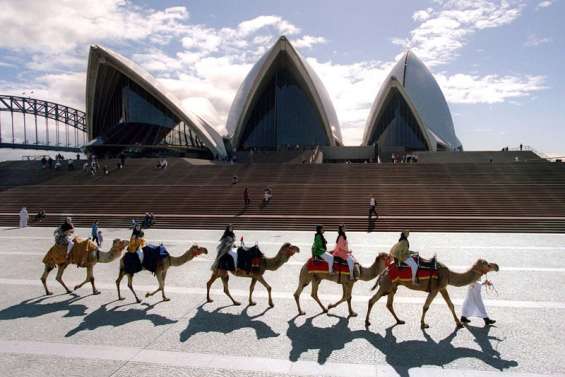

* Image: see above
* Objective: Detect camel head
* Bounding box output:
[374,252,390,268]
[280,242,300,259]
[111,239,129,254]
[187,244,208,258]
[473,259,499,275]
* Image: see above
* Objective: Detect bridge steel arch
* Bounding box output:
[0,94,87,152]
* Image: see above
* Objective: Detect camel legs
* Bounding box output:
[127,273,141,303]
[327,284,357,317]
[145,269,169,301]
[256,275,274,307]
[310,279,327,313]
[328,285,348,310]
[293,273,312,315]
[420,290,439,329]
[206,271,220,303]
[73,266,100,295]
[116,268,126,300]
[440,288,463,328]
[386,290,405,325]
[365,285,388,327]
[55,264,72,294]
[220,273,240,306]
[40,265,54,295]
[248,278,257,306]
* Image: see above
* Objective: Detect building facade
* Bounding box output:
[226,36,342,151]
[85,45,226,158]
[362,51,462,157]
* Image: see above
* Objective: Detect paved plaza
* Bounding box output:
[0,226,564,377]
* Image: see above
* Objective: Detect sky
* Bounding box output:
[0,0,563,157]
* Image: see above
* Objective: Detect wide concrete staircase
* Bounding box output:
[1,158,564,233]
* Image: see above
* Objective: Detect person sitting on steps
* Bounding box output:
[390,230,419,284]
[332,224,356,280]
[312,225,334,274]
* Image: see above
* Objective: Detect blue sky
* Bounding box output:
[0,0,563,156]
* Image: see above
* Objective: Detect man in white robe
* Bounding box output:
[461,279,496,326]
[19,207,29,228]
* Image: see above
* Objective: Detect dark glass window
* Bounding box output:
[368,88,428,152]
[238,56,329,150]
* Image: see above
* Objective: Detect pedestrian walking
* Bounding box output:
[244,187,250,206]
[91,220,100,246]
[368,195,378,220]
[19,207,29,228]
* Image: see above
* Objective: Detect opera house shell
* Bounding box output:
[362,51,463,153]
[226,36,342,151]
[85,45,226,157]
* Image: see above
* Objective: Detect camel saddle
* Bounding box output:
[306,257,359,279]
[43,238,96,268]
[218,245,263,273]
[388,254,439,283]
[124,244,169,275]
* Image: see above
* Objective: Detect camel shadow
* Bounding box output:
[0,294,88,320]
[65,301,177,337]
[179,303,279,342]
[287,316,518,377]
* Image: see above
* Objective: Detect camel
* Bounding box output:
[206,242,300,307]
[365,258,499,329]
[41,238,129,296]
[293,253,389,317]
[116,244,208,303]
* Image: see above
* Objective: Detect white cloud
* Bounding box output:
[524,34,552,47]
[436,73,546,104]
[397,0,524,66]
[238,15,299,36]
[291,35,327,48]
[536,0,553,9]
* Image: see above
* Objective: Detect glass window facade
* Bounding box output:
[238,55,330,150]
[92,66,207,150]
[367,88,429,152]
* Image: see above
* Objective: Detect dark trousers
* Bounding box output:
[92,235,100,247]
[368,205,378,220]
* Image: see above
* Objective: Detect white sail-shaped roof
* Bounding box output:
[85,45,226,157]
[226,36,341,147]
[363,51,462,151]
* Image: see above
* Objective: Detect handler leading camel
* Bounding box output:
[41,238,129,296]
[294,225,388,317]
[365,232,499,329]
[206,234,300,307]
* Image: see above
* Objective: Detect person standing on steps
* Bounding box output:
[312,225,334,274]
[91,220,100,246]
[19,207,29,228]
[461,278,496,326]
[243,187,251,207]
[368,195,378,221]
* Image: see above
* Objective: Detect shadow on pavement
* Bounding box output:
[179,303,279,342]
[0,293,88,320]
[287,315,518,377]
[65,301,177,337]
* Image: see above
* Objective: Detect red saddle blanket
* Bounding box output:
[306,258,350,274]
[387,262,439,282]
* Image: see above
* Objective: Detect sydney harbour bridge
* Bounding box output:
[0,94,87,153]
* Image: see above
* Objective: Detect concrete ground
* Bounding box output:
[0,226,564,377]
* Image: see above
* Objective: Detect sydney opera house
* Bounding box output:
[84,36,462,160]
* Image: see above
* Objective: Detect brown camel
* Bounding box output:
[116,244,208,303]
[206,243,300,307]
[41,238,129,296]
[293,253,389,317]
[365,258,499,329]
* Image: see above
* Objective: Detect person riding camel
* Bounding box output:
[211,224,238,271]
[389,230,419,284]
[54,217,75,259]
[332,225,357,280]
[312,225,334,274]
[128,230,146,263]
